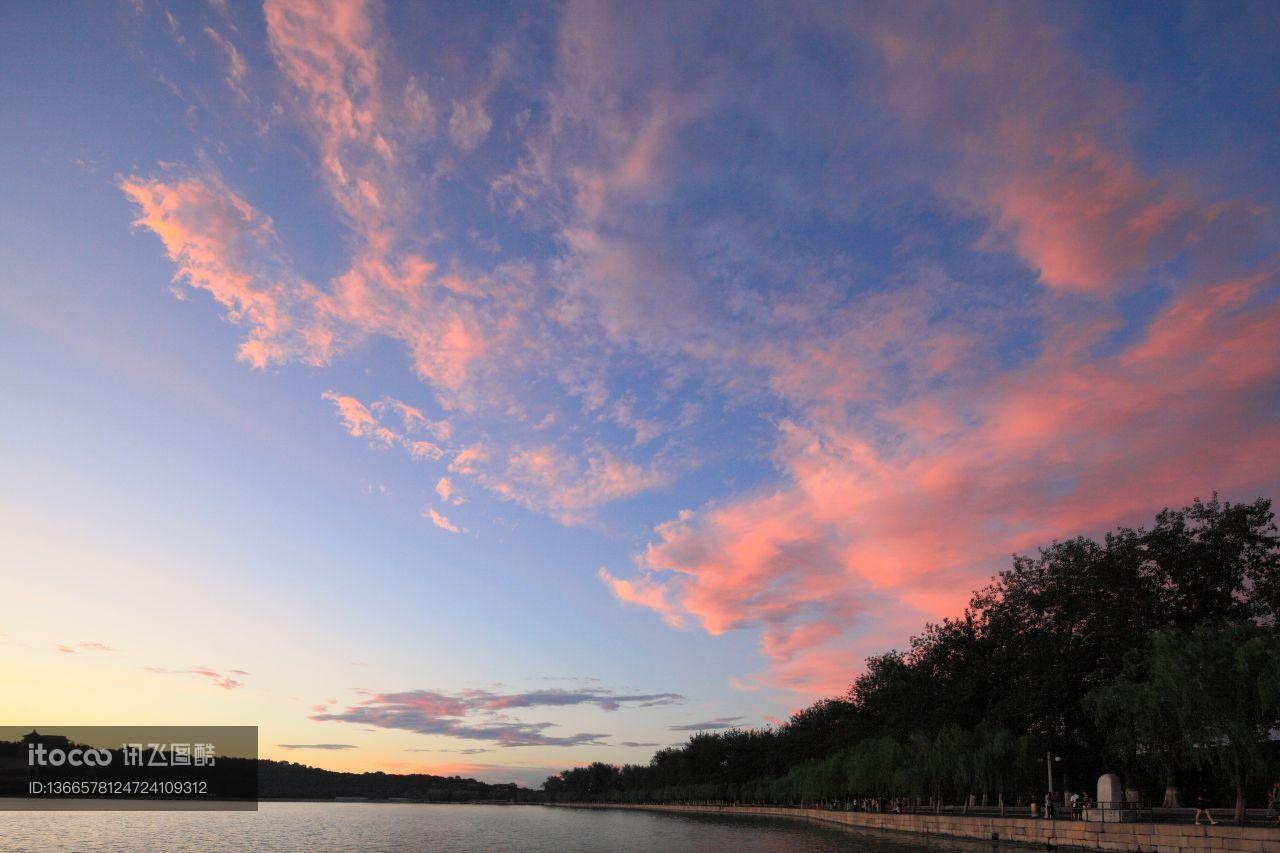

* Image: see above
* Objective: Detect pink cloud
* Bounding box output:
[404,313,490,399]
[597,568,683,628]
[487,445,672,525]
[855,3,1197,295]
[424,506,462,534]
[988,140,1192,292]
[125,0,502,412]
[121,168,516,415]
[147,666,246,690]
[372,397,426,430]
[404,440,442,461]
[435,477,463,505]
[264,0,391,229]
[448,96,492,151]
[323,391,456,464]
[449,444,489,475]
[120,174,338,368]
[322,391,397,448]
[204,25,248,100]
[262,0,514,409]
[55,642,116,654]
[372,397,450,440]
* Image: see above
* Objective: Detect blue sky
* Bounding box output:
[1,0,1278,786]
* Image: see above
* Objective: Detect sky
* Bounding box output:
[1,0,1278,788]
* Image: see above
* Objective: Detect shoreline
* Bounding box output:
[548,803,1280,853]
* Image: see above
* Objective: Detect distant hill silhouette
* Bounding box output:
[0,736,534,802]
[257,759,532,802]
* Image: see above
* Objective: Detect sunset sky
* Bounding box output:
[2,1,1278,787]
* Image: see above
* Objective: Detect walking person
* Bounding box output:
[1044,791,1056,820]
[1267,781,1280,825]
[1194,789,1217,826]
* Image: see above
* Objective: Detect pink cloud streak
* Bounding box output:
[120,174,339,368]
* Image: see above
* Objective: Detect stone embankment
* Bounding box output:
[552,803,1280,853]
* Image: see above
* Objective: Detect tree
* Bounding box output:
[1142,497,1280,628]
[1145,623,1280,822]
[1087,664,1186,806]
[972,725,1018,813]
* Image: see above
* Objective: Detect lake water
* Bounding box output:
[0,802,1002,851]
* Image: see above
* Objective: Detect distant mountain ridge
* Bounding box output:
[0,738,536,802]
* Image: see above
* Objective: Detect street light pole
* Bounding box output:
[1046,752,1063,799]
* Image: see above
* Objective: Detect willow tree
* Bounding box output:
[1088,664,1186,806]
[1147,623,1280,822]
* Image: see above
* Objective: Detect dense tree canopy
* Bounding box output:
[545,496,1280,813]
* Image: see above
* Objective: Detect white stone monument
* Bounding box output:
[1097,774,1122,805]
[1085,773,1135,822]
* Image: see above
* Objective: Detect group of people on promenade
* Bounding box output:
[849,796,905,813]
[1040,789,1213,824]
[1041,790,1095,820]
[1037,782,1280,826]
[762,783,1280,826]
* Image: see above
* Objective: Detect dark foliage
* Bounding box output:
[257,760,532,801]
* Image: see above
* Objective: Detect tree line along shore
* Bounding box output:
[543,495,1280,825]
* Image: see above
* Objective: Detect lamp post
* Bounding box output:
[1046,752,1061,794]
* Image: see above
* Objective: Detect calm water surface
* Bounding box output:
[0,802,1006,852]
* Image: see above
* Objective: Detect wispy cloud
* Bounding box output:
[424,507,462,534]
[55,642,115,654]
[147,666,246,690]
[669,717,744,732]
[323,391,397,448]
[311,686,684,747]
[203,25,248,100]
[120,173,337,369]
[435,477,463,505]
[276,743,357,750]
[407,747,492,755]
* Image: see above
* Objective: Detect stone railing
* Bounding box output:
[551,802,1280,853]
